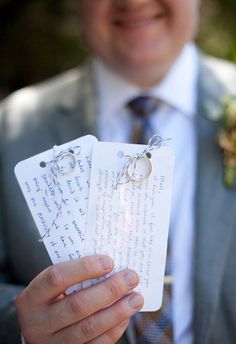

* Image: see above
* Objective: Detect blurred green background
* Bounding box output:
[0,0,236,99]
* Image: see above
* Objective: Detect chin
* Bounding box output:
[115,62,167,87]
[121,40,178,66]
[115,50,174,83]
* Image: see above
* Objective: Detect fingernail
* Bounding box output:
[123,270,138,287]
[128,293,144,309]
[99,256,113,271]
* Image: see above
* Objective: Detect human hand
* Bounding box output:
[16,255,143,343]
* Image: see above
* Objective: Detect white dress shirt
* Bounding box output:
[93,43,199,344]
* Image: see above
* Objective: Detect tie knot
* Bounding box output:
[127,96,158,118]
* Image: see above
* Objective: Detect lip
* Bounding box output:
[113,12,166,29]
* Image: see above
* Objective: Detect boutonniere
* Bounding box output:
[218,96,236,188]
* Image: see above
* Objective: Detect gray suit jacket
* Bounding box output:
[0,54,236,344]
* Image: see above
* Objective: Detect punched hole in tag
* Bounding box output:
[40,161,47,168]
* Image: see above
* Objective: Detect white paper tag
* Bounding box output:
[87,142,175,311]
[14,135,97,269]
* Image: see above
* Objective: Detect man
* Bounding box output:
[0,0,236,343]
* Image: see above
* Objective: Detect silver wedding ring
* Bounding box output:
[126,155,152,183]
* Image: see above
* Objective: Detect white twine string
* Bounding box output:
[39,145,81,241]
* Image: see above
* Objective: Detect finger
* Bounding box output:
[87,319,129,344]
[23,255,114,306]
[46,269,139,333]
[53,292,144,344]
[51,292,66,303]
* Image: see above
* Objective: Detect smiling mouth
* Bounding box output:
[114,13,166,28]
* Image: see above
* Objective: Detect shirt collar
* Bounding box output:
[93,42,199,120]
[152,43,199,117]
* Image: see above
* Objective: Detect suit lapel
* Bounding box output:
[194,56,236,343]
[53,63,98,144]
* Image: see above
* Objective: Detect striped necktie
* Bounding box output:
[127,96,174,343]
[127,95,159,144]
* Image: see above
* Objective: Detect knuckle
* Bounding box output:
[107,328,121,343]
[110,304,129,324]
[114,307,127,321]
[69,295,87,318]
[80,316,97,339]
[15,290,26,311]
[106,321,129,343]
[106,279,120,300]
[46,265,63,288]
[79,258,92,276]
